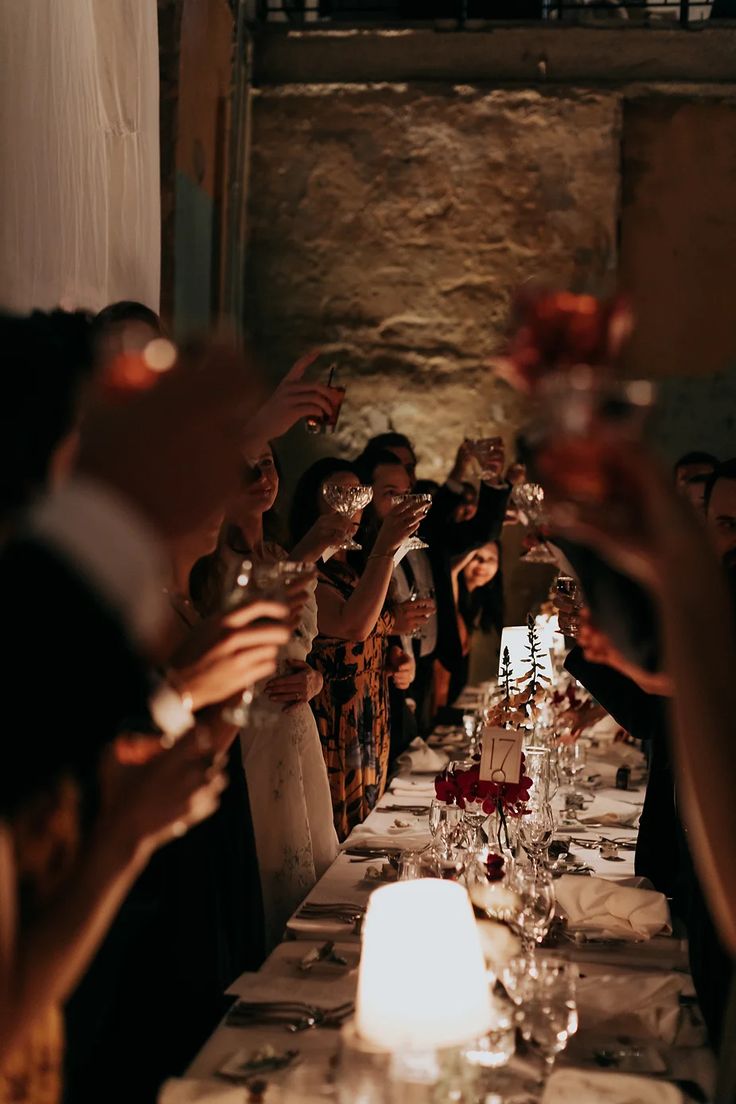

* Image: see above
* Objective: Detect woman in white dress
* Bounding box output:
[204,446,347,948]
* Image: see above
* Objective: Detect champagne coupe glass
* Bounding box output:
[466,436,505,488]
[390,493,433,551]
[518,802,555,872]
[322,483,373,552]
[511,482,558,565]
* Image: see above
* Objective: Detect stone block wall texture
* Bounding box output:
[245,85,621,481]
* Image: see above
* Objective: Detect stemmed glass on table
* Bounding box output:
[503,954,578,1086]
[518,803,555,873]
[557,741,588,817]
[321,483,373,552]
[509,866,556,955]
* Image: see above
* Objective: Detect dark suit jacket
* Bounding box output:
[565,647,733,1046]
[564,648,679,899]
[0,537,153,817]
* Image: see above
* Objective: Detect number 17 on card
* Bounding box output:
[479,726,523,785]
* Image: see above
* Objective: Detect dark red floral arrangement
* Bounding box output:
[434,756,532,818]
[491,287,633,394]
[486,853,505,882]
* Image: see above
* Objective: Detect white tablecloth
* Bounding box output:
[183,699,715,1103]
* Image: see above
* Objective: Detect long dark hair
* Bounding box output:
[353,448,408,563]
[289,456,360,548]
[458,542,504,635]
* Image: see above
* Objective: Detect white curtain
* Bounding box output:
[0,0,160,314]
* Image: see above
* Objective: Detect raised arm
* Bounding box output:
[316,502,422,641]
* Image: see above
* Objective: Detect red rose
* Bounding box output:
[434,772,461,805]
[486,853,505,882]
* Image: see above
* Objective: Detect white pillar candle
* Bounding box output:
[355,880,492,1051]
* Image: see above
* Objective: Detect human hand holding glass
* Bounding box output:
[322,483,373,552]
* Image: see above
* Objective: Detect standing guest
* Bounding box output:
[674,450,719,515]
[425,440,510,553]
[0,328,269,1102]
[356,449,436,736]
[291,458,422,839]
[198,444,342,949]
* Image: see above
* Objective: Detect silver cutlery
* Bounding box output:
[298,940,348,971]
[227,999,354,1032]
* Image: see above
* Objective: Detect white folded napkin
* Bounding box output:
[388,776,437,797]
[556,875,671,941]
[395,737,449,773]
[579,808,640,829]
[576,969,685,1044]
[344,820,430,852]
[158,1080,246,1103]
[542,1069,682,1103]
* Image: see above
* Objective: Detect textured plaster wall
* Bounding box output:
[245,84,621,480]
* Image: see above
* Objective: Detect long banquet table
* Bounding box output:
[180,692,716,1102]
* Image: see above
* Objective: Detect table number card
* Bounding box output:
[479,726,523,785]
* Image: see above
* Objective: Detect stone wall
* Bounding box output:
[245,84,620,479]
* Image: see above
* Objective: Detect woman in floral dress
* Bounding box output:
[290,458,423,840]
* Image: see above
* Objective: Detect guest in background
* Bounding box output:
[291,458,422,839]
[674,450,719,515]
[361,432,417,485]
[425,440,510,553]
[435,541,502,708]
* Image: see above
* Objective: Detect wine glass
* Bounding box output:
[466,436,505,488]
[406,584,436,639]
[428,799,463,841]
[518,802,555,871]
[322,483,373,551]
[397,849,441,880]
[510,866,555,954]
[557,741,587,809]
[520,997,573,1084]
[390,493,432,551]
